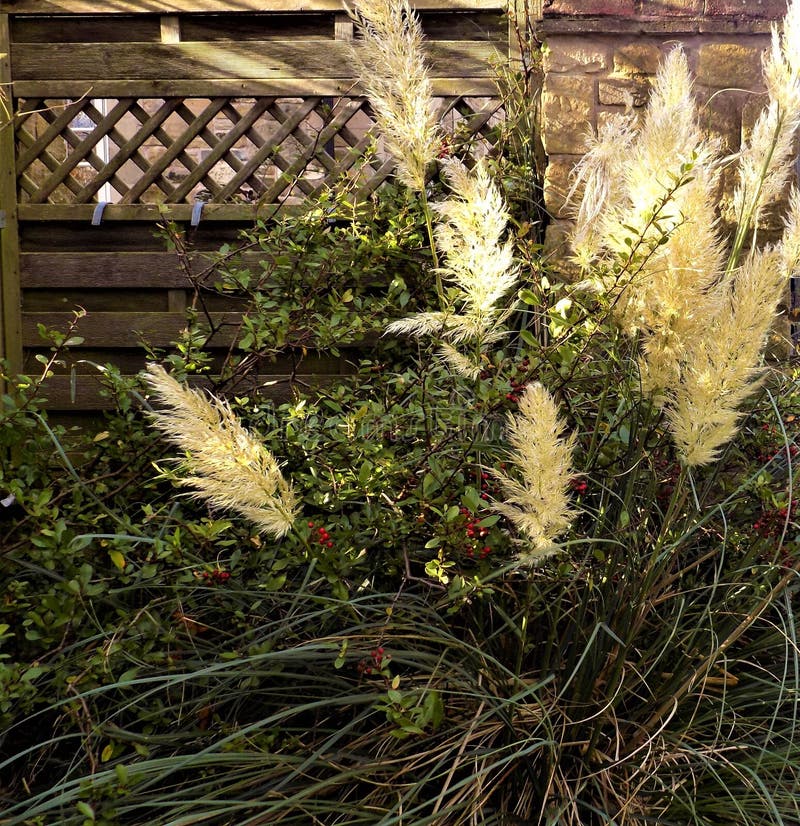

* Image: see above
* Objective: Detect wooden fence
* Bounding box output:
[0,0,531,411]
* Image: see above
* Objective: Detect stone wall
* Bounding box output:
[537,0,788,246]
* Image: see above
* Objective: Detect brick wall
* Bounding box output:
[538,0,788,246]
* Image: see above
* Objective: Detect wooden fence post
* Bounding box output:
[0,12,22,392]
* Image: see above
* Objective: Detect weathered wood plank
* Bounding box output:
[23,288,170,312]
[11,15,160,41]
[180,14,334,41]
[13,77,499,97]
[22,311,243,347]
[20,251,268,288]
[19,221,251,252]
[0,14,23,382]
[18,203,297,221]
[35,371,343,410]
[2,0,504,13]
[12,40,499,81]
[160,13,180,43]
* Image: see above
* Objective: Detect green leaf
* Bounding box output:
[76,802,95,821]
[462,486,482,513]
[358,460,373,487]
[422,472,440,497]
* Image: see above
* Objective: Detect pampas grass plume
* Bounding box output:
[493,383,577,559]
[144,364,299,538]
[348,0,441,192]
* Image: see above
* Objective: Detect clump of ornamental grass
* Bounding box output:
[568,4,800,467]
[144,363,299,537]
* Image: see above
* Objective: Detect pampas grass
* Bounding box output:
[492,382,577,558]
[144,364,299,538]
[348,0,441,192]
[387,159,517,376]
[568,4,800,466]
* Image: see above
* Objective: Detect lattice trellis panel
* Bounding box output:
[15,95,502,206]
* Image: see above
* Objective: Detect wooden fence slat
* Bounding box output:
[11,40,500,81]
[2,0,504,13]
[18,203,271,220]
[22,251,202,287]
[13,77,500,98]
[0,13,22,382]
[20,251,279,288]
[35,372,342,410]
[22,310,243,347]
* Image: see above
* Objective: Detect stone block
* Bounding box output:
[542,75,595,154]
[543,155,580,217]
[740,92,771,140]
[695,42,765,88]
[543,218,573,260]
[544,37,610,73]
[640,0,703,13]
[695,86,747,151]
[613,42,663,76]
[599,78,651,107]
[705,0,786,17]
[543,0,637,15]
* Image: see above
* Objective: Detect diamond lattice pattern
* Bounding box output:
[15,95,501,205]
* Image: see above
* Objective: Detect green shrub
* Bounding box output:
[3,1,800,824]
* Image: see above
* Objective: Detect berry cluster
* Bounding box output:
[571,479,588,496]
[198,569,230,584]
[478,357,531,405]
[505,357,531,404]
[308,521,334,549]
[753,500,798,538]
[479,469,501,502]
[357,646,390,676]
[754,424,800,464]
[460,506,492,559]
